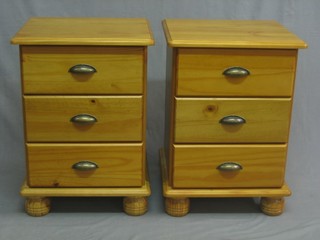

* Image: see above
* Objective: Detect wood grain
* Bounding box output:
[160,20,301,215]
[173,144,287,188]
[25,197,51,217]
[14,18,152,216]
[27,143,143,187]
[160,148,291,198]
[165,197,190,217]
[21,174,151,197]
[174,97,292,143]
[177,48,297,97]
[162,19,307,48]
[12,18,154,46]
[21,46,144,94]
[123,197,148,216]
[24,96,143,142]
[164,47,178,185]
[260,197,285,216]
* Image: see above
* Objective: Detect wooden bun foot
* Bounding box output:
[25,197,51,217]
[165,197,190,217]
[123,197,148,216]
[260,197,285,216]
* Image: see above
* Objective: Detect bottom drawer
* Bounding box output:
[27,143,143,187]
[173,144,287,188]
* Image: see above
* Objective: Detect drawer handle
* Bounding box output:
[217,162,243,172]
[72,161,99,171]
[69,64,97,74]
[223,67,250,78]
[219,115,246,125]
[70,114,97,125]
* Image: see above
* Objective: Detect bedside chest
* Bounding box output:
[161,19,307,216]
[11,18,154,216]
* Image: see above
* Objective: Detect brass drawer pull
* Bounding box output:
[69,64,97,74]
[219,115,246,125]
[223,67,250,78]
[70,114,97,125]
[72,161,99,171]
[217,162,243,171]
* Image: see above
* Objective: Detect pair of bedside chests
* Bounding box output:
[11,18,307,217]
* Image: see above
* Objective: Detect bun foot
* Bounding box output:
[260,197,285,216]
[165,197,190,217]
[123,197,148,216]
[25,197,51,217]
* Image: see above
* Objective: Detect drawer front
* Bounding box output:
[21,46,144,94]
[24,96,142,142]
[27,143,143,187]
[173,144,287,188]
[175,98,291,143]
[176,48,297,97]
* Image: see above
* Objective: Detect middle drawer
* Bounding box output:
[174,97,291,143]
[24,96,143,142]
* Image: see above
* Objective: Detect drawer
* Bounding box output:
[21,46,144,94]
[173,144,287,188]
[175,97,291,143]
[27,143,143,187]
[24,96,142,142]
[176,48,297,97]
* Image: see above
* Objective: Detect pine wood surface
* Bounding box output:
[260,197,285,216]
[123,197,148,216]
[174,97,292,143]
[20,169,151,197]
[21,46,144,94]
[11,18,155,46]
[160,148,291,198]
[162,19,307,48]
[164,47,177,184]
[165,198,190,217]
[176,48,297,97]
[14,18,153,216]
[24,96,143,142]
[25,197,51,217]
[27,143,143,187]
[160,20,302,216]
[173,144,287,188]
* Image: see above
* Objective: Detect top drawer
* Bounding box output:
[176,48,297,97]
[21,46,144,94]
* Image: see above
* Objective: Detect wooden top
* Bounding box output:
[162,19,307,49]
[11,17,154,46]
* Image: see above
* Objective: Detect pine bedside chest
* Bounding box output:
[161,19,307,216]
[11,17,154,216]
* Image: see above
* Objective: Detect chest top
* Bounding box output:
[11,17,154,46]
[162,19,307,49]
